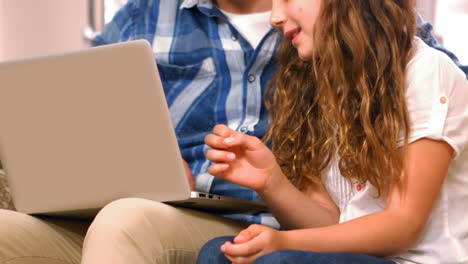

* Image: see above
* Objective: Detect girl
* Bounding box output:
[196,0,468,263]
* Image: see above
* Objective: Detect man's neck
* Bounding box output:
[214,0,271,14]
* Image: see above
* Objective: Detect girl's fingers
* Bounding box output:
[205,128,243,149]
[222,241,261,264]
[204,134,229,149]
[224,253,259,264]
[206,149,236,163]
[213,124,234,137]
[210,124,264,151]
[212,124,242,148]
[222,132,263,151]
[222,238,262,257]
[208,163,230,175]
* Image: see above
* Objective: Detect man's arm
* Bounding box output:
[92,0,138,46]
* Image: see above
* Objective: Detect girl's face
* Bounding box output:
[270,0,322,60]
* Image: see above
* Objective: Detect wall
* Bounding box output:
[0,0,5,60]
[0,0,103,62]
[416,0,437,23]
[434,0,468,64]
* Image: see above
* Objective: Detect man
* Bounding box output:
[0,0,464,264]
[82,0,281,263]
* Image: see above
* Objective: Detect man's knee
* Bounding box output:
[83,198,208,264]
[88,198,174,235]
[84,197,187,252]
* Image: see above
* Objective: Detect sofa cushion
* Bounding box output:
[0,169,15,210]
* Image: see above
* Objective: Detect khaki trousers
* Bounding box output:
[0,209,88,264]
[0,199,247,264]
[81,198,248,264]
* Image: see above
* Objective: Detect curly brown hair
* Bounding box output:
[265,0,416,196]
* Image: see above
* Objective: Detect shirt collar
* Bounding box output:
[181,0,227,19]
[181,0,214,10]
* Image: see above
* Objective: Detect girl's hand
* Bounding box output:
[221,224,285,264]
[204,124,283,193]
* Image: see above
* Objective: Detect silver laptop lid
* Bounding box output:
[0,40,191,214]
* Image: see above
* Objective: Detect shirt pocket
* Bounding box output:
[156,57,219,130]
[157,57,217,101]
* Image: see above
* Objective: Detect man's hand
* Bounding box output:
[183,160,195,191]
[221,224,285,264]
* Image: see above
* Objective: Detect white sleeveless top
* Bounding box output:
[322,37,468,264]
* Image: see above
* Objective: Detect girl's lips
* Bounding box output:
[284,28,301,46]
[292,31,301,46]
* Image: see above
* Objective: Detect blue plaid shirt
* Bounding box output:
[95,0,282,228]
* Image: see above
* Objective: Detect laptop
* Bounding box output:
[0,40,267,218]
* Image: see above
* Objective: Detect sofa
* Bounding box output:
[0,169,14,211]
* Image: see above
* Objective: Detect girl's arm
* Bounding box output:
[258,170,340,229]
[222,138,453,260]
[205,124,340,229]
[283,138,453,255]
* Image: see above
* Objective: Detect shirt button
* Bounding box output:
[356,184,362,192]
[440,96,447,104]
[231,35,238,41]
[240,126,249,133]
[248,74,256,83]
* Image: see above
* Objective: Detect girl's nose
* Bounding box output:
[270,0,286,28]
